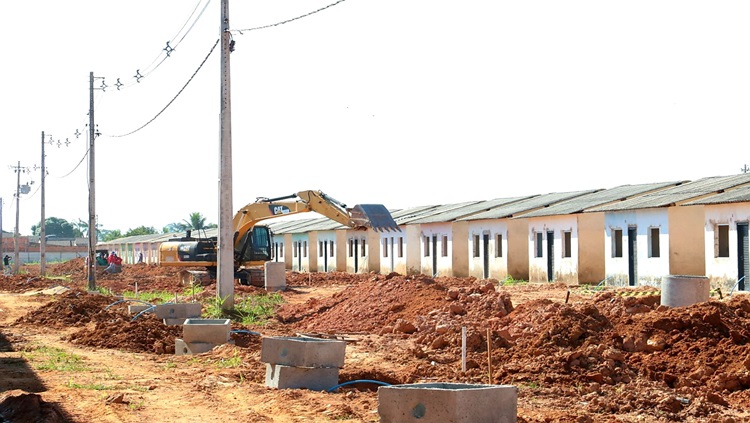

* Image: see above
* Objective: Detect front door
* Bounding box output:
[546,230,555,282]
[738,222,748,291]
[482,234,490,279]
[628,227,637,286]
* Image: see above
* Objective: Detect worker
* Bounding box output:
[104,251,122,274]
[137,252,143,263]
[96,252,108,267]
[2,255,11,275]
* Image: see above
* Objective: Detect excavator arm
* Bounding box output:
[232,190,399,249]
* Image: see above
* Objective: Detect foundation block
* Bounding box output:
[153,303,203,320]
[174,339,216,356]
[182,318,231,345]
[377,383,518,423]
[261,336,346,368]
[265,363,339,391]
[265,262,286,292]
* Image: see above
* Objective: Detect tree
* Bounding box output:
[73,218,103,240]
[101,229,122,242]
[124,226,157,237]
[31,217,83,238]
[164,212,215,233]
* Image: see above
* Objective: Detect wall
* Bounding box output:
[577,212,605,284]
[451,221,470,277]
[702,203,750,292]
[669,205,706,276]
[405,225,422,275]
[527,215,579,283]
[467,220,510,281]
[315,231,338,272]
[419,223,454,277]
[604,209,669,287]
[507,218,529,281]
[378,230,407,275]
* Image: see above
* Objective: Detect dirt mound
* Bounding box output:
[0,390,67,423]
[14,289,121,328]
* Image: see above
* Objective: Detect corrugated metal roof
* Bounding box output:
[409,196,534,224]
[586,174,750,212]
[521,181,683,218]
[396,202,483,224]
[458,190,598,221]
[683,184,750,206]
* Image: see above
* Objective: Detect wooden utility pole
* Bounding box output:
[217,0,235,309]
[87,72,97,291]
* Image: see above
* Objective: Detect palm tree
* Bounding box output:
[183,212,208,231]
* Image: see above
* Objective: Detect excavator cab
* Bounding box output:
[235,225,273,262]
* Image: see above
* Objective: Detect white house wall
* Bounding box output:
[290,233,310,272]
[467,220,508,280]
[419,223,453,277]
[378,229,407,275]
[344,231,370,273]
[703,203,750,292]
[527,215,578,283]
[604,209,669,287]
[315,231,338,272]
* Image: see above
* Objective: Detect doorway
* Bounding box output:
[628,227,637,286]
[546,230,554,282]
[738,222,748,291]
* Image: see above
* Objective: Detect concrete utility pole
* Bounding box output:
[0,198,3,272]
[40,131,47,276]
[217,0,235,309]
[87,71,97,291]
[14,161,21,274]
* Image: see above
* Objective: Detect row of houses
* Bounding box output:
[99,173,750,294]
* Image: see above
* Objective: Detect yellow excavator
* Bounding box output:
[158,190,399,286]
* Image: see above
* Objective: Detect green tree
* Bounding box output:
[124,226,157,237]
[73,218,103,240]
[31,217,83,238]
[164,213,215,233]
[101,229,122,242]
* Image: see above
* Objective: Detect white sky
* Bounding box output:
[2,1,750,236]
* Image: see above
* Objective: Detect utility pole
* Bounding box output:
[14,161,21,275]
[0,198,3,273]
[217,0,235,309]
[40,131,47,276]
[87,71,97,292]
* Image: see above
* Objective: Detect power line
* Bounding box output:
[103,0,213,91]
[231,0,348,34]
[107,38,220,138]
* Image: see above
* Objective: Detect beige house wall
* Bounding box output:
[668,205,706,276]
[507,218,529,281]
[578,212,605,284]
[308,232,319,272]
[335,230,347,271]
[452,221,469,277]
[405,225,422,275]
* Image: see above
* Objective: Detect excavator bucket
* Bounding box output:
[350,204,400,232]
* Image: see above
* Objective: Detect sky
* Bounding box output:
[2,1,750,237]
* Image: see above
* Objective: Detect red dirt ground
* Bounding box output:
[0,258,749,422]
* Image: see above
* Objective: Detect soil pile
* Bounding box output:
[4,261,750,421]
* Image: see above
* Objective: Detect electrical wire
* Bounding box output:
[107,38,220,138]
[231,0,348,34]
[108,0,212,91]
